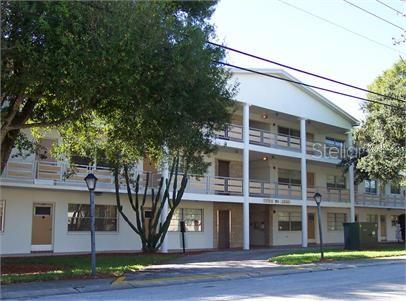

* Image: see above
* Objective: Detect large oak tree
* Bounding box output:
[1,0,234,173]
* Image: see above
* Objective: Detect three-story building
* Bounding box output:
[1,69,404,255]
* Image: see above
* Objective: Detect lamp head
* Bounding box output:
[84,173,98,191]
[313,192,322,205]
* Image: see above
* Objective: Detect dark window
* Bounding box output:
[144,210,153,219]
[278,169,301,187]
[327,175,346,189]
[390,183,401,194]
[35,206,51,216]
[365,180,377,194]
[68,204,117,232]
[278,212,301,231]
[277,126,300,138]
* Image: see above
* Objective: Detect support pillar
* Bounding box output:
[347,132,355,222]
[160,153,169,253]
[300,118,308,248]
[243,102,250,250]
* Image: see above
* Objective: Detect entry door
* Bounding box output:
[307,173,315,188]
[31,204,53,251]
[380,215,387,241]
[217,160,230,177]
[218,210,230,249]
[308,213,315,240]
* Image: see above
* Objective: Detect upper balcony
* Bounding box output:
[2,159,404,209]
[215,123,346,161]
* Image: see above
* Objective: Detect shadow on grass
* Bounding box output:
[1,253,179,284]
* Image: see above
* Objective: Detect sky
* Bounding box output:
[211,0,406,121]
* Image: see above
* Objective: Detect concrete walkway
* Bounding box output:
[2,250,405,300]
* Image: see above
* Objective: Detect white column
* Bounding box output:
[160,154,169,253]
[243,102,250,250]
[300,118,308,247]
[347,132,355,222]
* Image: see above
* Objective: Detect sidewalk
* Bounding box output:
[2,255,405,300]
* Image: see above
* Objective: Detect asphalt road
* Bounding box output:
[26,261,406,301]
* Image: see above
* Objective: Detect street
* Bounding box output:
[24,261,405,301]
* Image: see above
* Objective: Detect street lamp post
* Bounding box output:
[313,192,324,260]
[84,173,98,277]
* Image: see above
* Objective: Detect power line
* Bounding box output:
[213,61,404,110]
[343,0,405,31]
[376,0,405,16]
[276,0,406,56]
[208,41,406,103]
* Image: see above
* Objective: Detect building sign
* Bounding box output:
[263,198,291,204]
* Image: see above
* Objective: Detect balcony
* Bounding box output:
[215,124,300,151]
[215,124,345,160]
[355,193,405,208]
[2,159,404,208]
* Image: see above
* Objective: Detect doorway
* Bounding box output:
[249,204,269,247]
[380,215,387,241]
[31,204,53,251]
[308,213,315,241]
[218,210,230,249]
[217,160,230,177]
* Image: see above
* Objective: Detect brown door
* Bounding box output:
[31,204,53,245]
[307,172,315,188]
[380,215,387,241]
[217,160,230,177]
[218,210,230,249]
[308,213,315,240]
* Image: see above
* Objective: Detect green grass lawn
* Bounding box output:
[1,253,179,284]
[269,244,406,265]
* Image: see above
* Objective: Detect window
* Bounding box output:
[278,212,301,231]
[0,200,5,232]
[364,180,377,194]
[390,183,401,194]
[325,137,345,148]
[168,208,203,232]
[34,206,51,216]
[327,175,346,189]
[278,169,301,187]
[68,204,117,232]
[327,213,346,231]
[278,126,300,138]
[367,214,378,224]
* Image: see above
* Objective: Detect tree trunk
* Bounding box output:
[1,129,19,175]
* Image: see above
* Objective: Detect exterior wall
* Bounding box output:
[0,187,214,255]
[167,201,214,251]
[233,71,355,129]
[212,202,243,248]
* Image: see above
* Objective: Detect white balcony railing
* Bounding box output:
[216,124,347,159]
[1,159,404,208]
[355,193,405,208]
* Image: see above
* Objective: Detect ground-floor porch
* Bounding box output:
[0,186,404,255]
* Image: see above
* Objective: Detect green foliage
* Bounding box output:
[351,60,406,186]
[1,254,178,284]
[269,244,406,264]
[1,1,236,173]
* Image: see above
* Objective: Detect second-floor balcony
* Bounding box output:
[2,159,404,208]
[215,124,346,160]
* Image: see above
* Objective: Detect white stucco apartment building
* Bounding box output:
[0,69,405,255]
